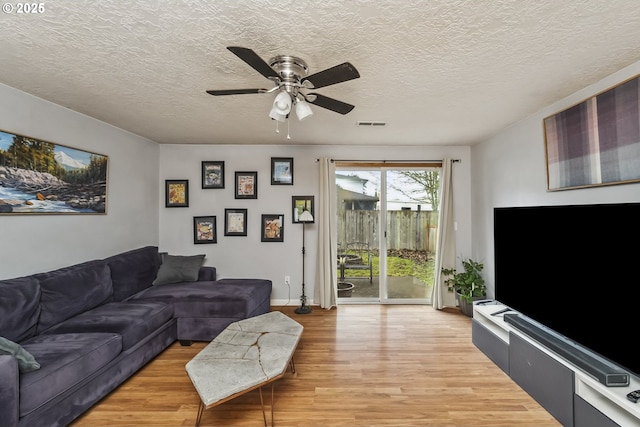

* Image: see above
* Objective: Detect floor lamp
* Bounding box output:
[294,208,314,314]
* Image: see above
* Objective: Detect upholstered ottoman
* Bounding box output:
[129,278,272,342]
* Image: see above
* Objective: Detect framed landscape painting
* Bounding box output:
[0,129,108,214]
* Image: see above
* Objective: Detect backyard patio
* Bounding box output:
[339,275,433,300]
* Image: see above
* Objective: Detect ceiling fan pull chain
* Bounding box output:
[275,120,280,134]
[287,119,291,140]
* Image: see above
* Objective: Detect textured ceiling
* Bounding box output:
[1,1,640,146]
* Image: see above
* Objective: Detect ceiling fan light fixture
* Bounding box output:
[272,91,292,115]
[269,108,287,122]
[295,99,313,120]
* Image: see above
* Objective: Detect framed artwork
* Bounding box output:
[292,195,314,223]
[271,157,293,185]
[202,161,224,189]
[193,216,217,244]
[261,214,284,242]
[0,129,108,215]
[235,171,258,199]
[165,179,189,207]
[544,74,640,191]
[224,208,248,236]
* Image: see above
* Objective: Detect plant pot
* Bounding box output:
[338,282,355,297]
[457,292,486,317]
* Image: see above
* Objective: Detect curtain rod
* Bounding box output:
[314,158,461,163]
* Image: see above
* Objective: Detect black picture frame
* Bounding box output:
[235,171,258,199]
[292,195,315,223]
[193,216,217,244]
[224,208,248,236]
[202,161,225,189]
[261,214,284,242]
[271,157,293,185]
[165,179,189,207]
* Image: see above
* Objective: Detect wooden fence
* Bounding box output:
[337,210,438,252]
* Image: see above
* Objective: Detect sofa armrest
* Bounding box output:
[0,355,19,426]
[197,266,216,281]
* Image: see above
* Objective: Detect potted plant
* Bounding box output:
[337,256,355,297]
[441,258,486,317]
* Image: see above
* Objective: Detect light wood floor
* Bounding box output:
[71,305,561,427]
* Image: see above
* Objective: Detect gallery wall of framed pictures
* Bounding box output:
[164,156,309,245]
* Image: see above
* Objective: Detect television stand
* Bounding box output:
[473,302,640,427]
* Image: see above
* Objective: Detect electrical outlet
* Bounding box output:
[284,276,290,285]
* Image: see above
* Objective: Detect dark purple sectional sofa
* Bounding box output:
[0,246,272,427]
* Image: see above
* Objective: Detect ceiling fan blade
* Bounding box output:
[302,62,360,89]
[307,93,355,115]
[206,89,265,96]
[227,46,279,80]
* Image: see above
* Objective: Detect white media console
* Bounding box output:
[472,302,640,427]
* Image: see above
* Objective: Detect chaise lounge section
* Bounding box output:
[0,245,272,427]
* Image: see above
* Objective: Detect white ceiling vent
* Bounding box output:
[357,121,387,127]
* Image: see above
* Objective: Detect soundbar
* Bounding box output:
[504,313,630,387]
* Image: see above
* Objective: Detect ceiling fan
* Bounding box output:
[206,46,360,122]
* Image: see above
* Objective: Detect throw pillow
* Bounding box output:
[0,336,40,373]
[153,254,205,286]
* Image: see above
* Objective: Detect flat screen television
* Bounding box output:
[494,202,640,380]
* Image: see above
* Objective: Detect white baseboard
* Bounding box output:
[270,298,314,306]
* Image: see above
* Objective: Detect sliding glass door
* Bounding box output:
[336,164,439,304]
[336,169,380,302]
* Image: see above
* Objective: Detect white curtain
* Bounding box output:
[432,158,457,309]
[314,157,337,309]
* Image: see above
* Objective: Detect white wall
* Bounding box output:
[159,144,471,305]
[0,84,160,280]
[472,60,640,297]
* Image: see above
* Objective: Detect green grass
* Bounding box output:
[342,253,435,285]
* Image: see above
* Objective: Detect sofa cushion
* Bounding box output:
[40,301,174,350]
[198,266,217,281]
[131,279,272,319]
[19,332,122,417]
[34,260,113,334]
[106,246,161,301]
[0,276,41,342]
[153,254,205,286]
[0,336,40,373]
